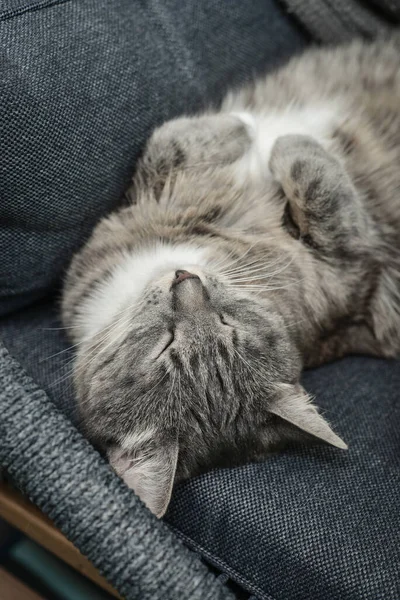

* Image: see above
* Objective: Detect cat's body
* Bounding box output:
[62,35,400,516]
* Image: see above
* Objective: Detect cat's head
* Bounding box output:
[73,244,347,517]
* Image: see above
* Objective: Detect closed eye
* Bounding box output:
[219,315,232,326]
[156,330,174,358]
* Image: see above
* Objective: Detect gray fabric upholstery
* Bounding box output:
[280,0,400,42]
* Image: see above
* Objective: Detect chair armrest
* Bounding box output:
[0,482,121,599]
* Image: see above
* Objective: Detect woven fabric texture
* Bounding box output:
[280,0,400,43]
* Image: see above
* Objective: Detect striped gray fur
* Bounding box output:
[62,34,400,516]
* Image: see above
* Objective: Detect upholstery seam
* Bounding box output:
[167,523,277,600]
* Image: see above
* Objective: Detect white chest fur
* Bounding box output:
[78,244,207,340]
[232,106,339,183]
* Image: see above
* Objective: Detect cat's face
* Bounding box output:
[75,259,347,517]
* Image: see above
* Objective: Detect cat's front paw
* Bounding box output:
[269,134,360,256]
[145,114,252,172]
[269,134,332,211]
[130,113,252,201]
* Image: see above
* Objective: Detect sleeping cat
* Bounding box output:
[62,34,400,517]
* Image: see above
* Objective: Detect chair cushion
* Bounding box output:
[2,300,400,600]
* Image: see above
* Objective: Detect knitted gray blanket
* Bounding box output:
[0,344,234,599]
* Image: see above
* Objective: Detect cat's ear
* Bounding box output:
[270,383,347,449]
[108,434,179,518]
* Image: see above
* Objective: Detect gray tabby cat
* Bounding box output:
[62,34,400,517]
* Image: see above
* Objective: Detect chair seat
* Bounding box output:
[1,301,399,600]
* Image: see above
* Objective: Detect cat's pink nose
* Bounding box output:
[172,270,200,287]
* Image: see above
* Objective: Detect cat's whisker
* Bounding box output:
[227,273,281,282]
[207,247,239,270]
[211,254,245,273]
[227,279,304,292]
[220,261,270,277]
[228,259,293,282]
[42,291,148,364]
[238,350,276,382]
[42,322,117,364]
[227,281,300,289]
[41,303,135,362]
[74,323,132,375]
[211,242,261,272]
[65,312,137,377]
[220,261,269,275]
[40,340,90,362]
[226,273,300,283]
[282,317,307,330]
[219,252,284,275]
[47,366,76,391]
[221,253,284,273]
[77,368,170,411]
[222,255,295,281]
[227,283,303,294]
[166,368,177,408]
[232,347,267,385]
[219,261,284,281]
[142,371,169,400]
[177,370,183,436]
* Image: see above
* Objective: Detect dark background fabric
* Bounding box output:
[280,0,400,43]
[0,0,306,316]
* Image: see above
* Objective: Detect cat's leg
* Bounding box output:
[269,134,372,259]
[268,135,398,360]
[131,114,252,199]
[304,321,388,367]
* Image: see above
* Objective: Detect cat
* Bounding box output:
[62,33,400,517]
